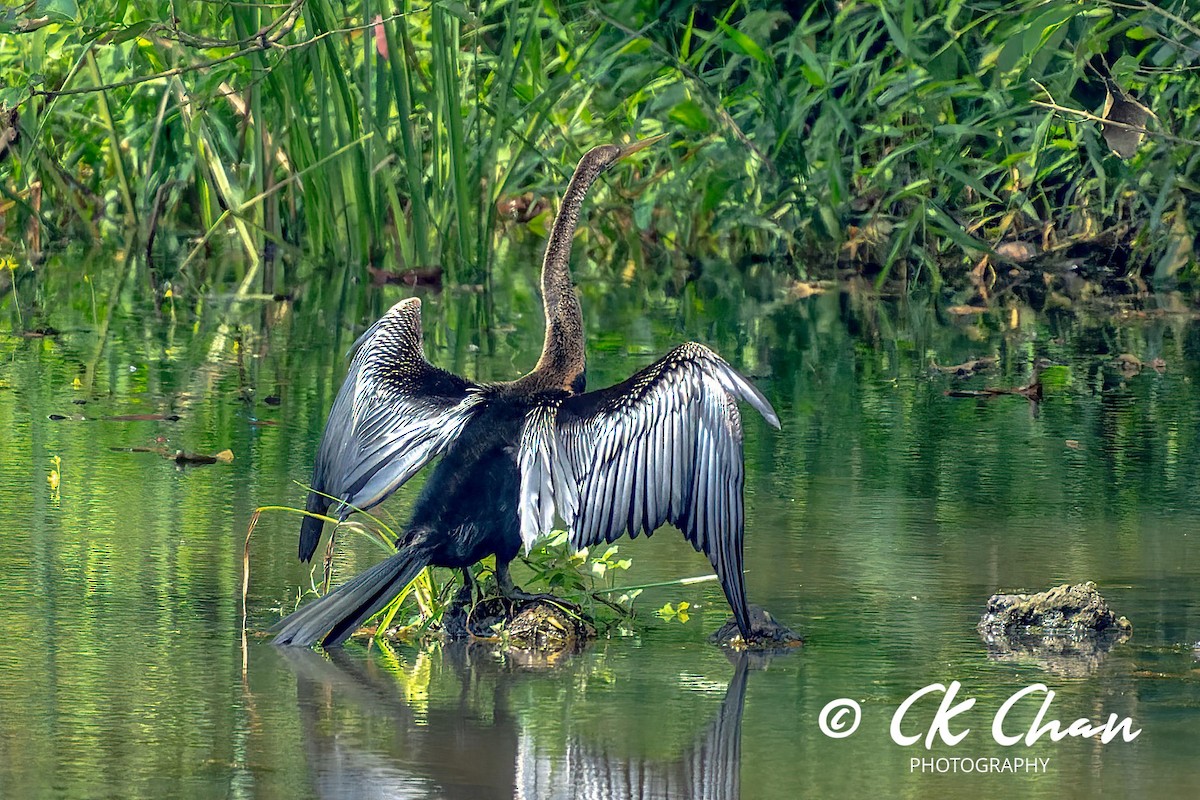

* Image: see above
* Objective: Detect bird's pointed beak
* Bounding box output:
[617,134,668,159]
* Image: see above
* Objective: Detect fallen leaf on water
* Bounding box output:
[1065,440,1081,450]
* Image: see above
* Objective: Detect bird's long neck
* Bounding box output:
[529,151,612,389]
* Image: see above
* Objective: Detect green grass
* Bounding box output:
[0,0,1196,292]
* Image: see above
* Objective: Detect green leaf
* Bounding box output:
[714,18,770,66]
[619,38,651,56]
[1110,54,1139,85]
[36,0,78,21]
[0,85,28,109]
[925,203,986,253]
[437,1,475,25]
[111,20,155,45]
[633,193,654,231]
[668,99,709,132]
[877,2,912,58]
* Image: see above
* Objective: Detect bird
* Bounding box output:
[272,137,780,648]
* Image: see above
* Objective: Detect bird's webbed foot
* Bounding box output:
[495,560,559,606]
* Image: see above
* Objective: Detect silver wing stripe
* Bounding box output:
[515,342,779,561]
[310,298,483,523]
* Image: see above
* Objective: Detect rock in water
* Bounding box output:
[978,581,1132,636]
[710,605,804,651]
[438,596,594,654]
[978,582,1131,675]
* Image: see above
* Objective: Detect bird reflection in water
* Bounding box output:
[277,644,750,800]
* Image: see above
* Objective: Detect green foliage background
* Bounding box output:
[1,0,1198,288]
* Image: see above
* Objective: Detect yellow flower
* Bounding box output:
[1,256,16,272]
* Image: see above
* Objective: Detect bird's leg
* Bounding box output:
[495,559,559,605]
[451,567,478,611]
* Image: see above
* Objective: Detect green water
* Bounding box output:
[1,250,1198,798]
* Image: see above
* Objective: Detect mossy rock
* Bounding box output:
[978,581,1132,636]
[977,581,1132,675]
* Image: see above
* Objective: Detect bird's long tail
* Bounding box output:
[271,550,427,648]
[713,535,752,640]
[299,492,329,563]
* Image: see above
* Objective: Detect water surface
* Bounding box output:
[1,251,1198,798]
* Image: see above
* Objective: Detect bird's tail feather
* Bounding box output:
[271,550,427,648]
[299,493,329,563]
[714,535,751,640]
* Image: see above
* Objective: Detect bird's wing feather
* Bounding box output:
[516,343,778,629]
[310,297,482,522]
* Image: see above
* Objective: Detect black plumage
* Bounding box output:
[273,139,779,648]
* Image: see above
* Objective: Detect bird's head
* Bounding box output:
[581,135,668,175]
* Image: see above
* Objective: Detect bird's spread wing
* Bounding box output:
[516,342,779,623]
[302,298,481,559]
